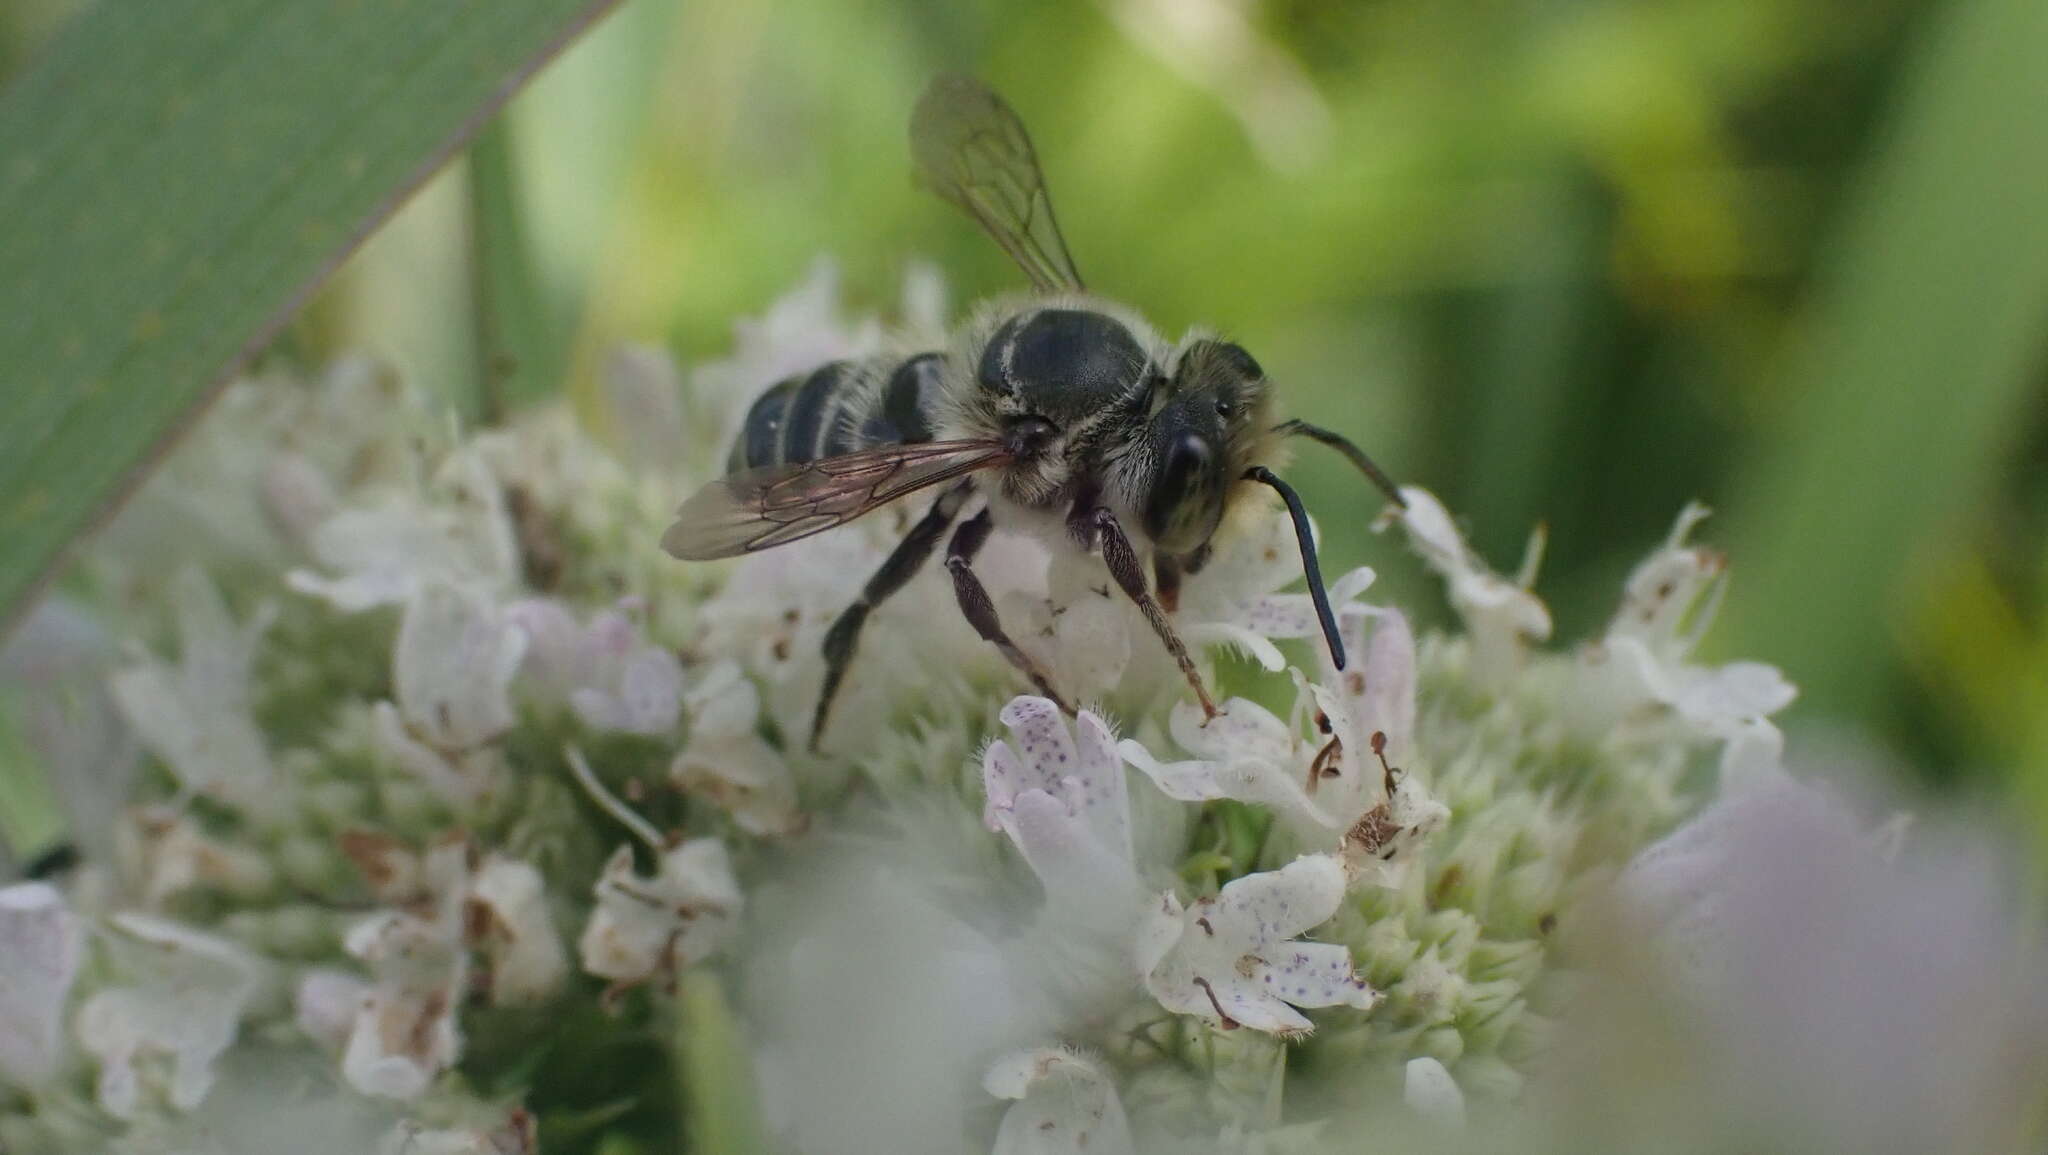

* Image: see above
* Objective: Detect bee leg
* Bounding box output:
[811,480,975,750]
[1090,507,1220,721]
[946,507,1073,712]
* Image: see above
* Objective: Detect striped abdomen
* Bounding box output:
[727,352,948,473]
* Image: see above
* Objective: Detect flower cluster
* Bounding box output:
[2,263,2033,1155]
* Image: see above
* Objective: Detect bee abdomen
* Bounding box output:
[729,352,945,473]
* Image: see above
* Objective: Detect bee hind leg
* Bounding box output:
[811,480,976,750]
[946,506,1074,713]
[1089,507,1220,721]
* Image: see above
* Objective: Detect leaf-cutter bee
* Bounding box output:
[664,75,1404,748]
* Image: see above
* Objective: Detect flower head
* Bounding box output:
[1388,486,1550,679]
[984,1046,1135,1155]
[981,698,1140,929]
[1136,854,1378,1037]
[76,914,263,1118]
[107,567,279,818]
[337,836,470,1100]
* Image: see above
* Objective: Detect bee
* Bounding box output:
[663,75,1404,748]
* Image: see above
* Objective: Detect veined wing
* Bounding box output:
[661,440,1012,560]
[911,74,1085,294]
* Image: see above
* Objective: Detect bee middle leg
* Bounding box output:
[811,479,975,750]
[946,507,1073,713]
[1087,506,1220,720]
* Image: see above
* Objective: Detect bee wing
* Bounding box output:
[911,74,1085,294]
[661,440,1012,560]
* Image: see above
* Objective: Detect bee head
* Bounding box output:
[1141,338,1274,553]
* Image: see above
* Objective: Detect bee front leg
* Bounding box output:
[946,507,1074,713]
[811,480,975,750]
[1089,507,1220,721]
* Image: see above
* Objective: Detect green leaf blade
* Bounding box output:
[0,0,620,625]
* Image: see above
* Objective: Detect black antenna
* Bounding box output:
[1274,420,1406,509]
[1245,466,1346,670]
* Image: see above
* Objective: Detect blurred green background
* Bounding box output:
[5,0,2045,841]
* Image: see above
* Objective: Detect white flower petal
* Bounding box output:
[0,882,83,1087]
[993,790,1143,931]
[605,344,689,475]
[503,597,588,701]
[983,699,1131,865]
[984,1046,1136,1155]
[1121,700,1341,836]
[370,701,489,806]
[682,661,760,742]
[1141,855,1375,1036]
[294,969,369,1052]
[106,569,278,814]
[392,584,525,750]
[470,855,569,1006]
[124,809,276,907]
[578,840,742,985]
[672,732,802,837]
[1319,603,1417,763]
[339,840,470,1100]
[288,447,518,611]
[1608,501,1719,645]
[1393,487,1551,675]
[77,915,262,1117]
[1404,1057,1466,1125]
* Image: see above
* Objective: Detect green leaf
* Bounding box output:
[0,0,620,628]
[468,119,564,424]
[1716,0,2048,720]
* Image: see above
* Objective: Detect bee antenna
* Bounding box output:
[1273,420,1406,508]
[1244,466,1346,671]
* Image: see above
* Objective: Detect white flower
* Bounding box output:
[340,837,470,1100]
[288,446,519,611]
[118,807,276,908]
[393,584,525,749]
[568,626,683,737]
[696,529,885,678]
[982,698,1141,930]
[75,914,263,1118]
[1597,774,2048,1153]
[378,1112,537,1155]
[294,968,370,1052]
[468,855,569,1006]
[258,449,340,546]
[670,661,802,836]
[1007,557,1133,703]
[0,599,139,865]
[1135,854,1378,1036]
[691,258,883,455]
[579,841,741,987]
[502,597,614,704]
[507,604,682,736]
[107,567,280,818]
[1178,503,1377,673]
[604,343,689,477]
[0,882,84,1087]
[984,1046,1135,1155]
[1591,503,1795,737]
[371,583,526,805]
[1403,1057,1465,1126]
[1387,486,1550,680]
[1121,600,1446,884]
[568,748,742,987]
